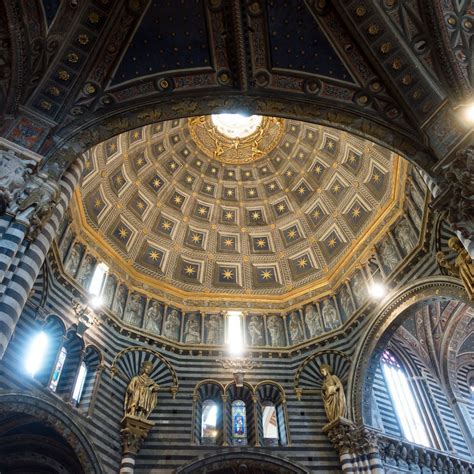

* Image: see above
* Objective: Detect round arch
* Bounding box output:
[176,449,309,474]
[348,275,468,425]
[0,391,104,473]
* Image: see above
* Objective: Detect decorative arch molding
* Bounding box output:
[349,275,468,425]
[44,93,433,181]
[176,449,309,474]
[0,391,104,474]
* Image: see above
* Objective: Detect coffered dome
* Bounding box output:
[73,115,406,306]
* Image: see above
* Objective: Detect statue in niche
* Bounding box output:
[446,459,454,474]
[145,301,162,334]
[437,236,474,300]
[164,309,180,341]
[339,285,353,319]
[320,364,346,423]
[385,443,397,466]
[305,304,323,337]
[205,314,221,345]
[322,299,339,331]
[351,272,367,307]
[434,457,443,473]
[103,275,116,308]
[267,315,283,346]
[421,452,432,473]
[184,314,201,344]
[65,245,81,275]
[409,449,421,472]
[398,446,409,469]
[113,285,127,317]
[124,361,159,421]
[379,239,399,271]
[78,254,94,288]
[395,219,417,255]
[288,312,304,344]
[125,293,143,326]
[248,315,264,346]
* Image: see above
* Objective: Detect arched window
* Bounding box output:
[201,400,218,442]
[262,402,278,441]
[231,400,247,443]
[381,349,431,447]
[49,346,67,391]
[72,346,102,412]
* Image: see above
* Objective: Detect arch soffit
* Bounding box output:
[224,380,256,396]
[0,391,103,474]
[176,449,309,474]
[193,379,225,398]
[349,275,468,424]
[255,380,287,402]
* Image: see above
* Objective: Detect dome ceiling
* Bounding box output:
[73,116,407,304]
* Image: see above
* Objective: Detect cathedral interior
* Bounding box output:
[0,0,473,473]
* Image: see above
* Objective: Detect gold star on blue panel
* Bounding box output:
[129,195,148,217]
[185,229,205,249]
[343,202,370,229]
[217,265,238,285]
[311,161,327,181]
[329,179,346,199]
[255,266,278,285]
[152,141,166,158]
[308,204,326,228]
[147,173,165,194]
[282,166,297,185]
[292,181,312,203]
[206,164,220,178]
[252,236,270,252]
[110,169,127,194]
[144,246,164,267]
[193,203,211,220]
[132,151,148,173]
[219,235,237,252]
[322,137,338,154]
[154,215,175,237]
[86,189,106,222]
[152,123,163,135]
[171,133,180,145]
[222,187,237,201]
[129,128,143,143]
[367,166,387,199]
[225,169,237,180]
[245,187,259,199]
[180,147,191,160]
[221,208,237,224]
[303,129,318,144]
[289,253,315,278]
[242,169,254,181]
[112,221,132,248]
[247,209,266,226]
[104,139,118,159]
[320,231,344,259]
[201,182,215,196]
[182,173,196,189]
[169,191,186,210]
[345,150,362,174]
[265,181,280,196]
[82,155,95,178]
[166,159,180,174]
[273,199,290,218]
[282,224,302,246]
[180,260,200,280]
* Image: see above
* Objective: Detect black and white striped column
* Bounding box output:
[119,453,136,474]
[0,159,83,359]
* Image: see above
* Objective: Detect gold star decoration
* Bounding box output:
[277,203,286,213]
[108,143,117,152]
[94,198,103,209]
[226,189,234,197]
[222,268,234,280]
[191,233,202,244]
[137,201,145,210]
[133,131,140,139]
[245,171,251,177]
[298,186,306,195]
[152,178,162,188]
[286,170,293,177]
[352,206,361,218]
[136,157,144,166]
[262,167,267,173]
[173,195,183,205]
[225,211,234,221]
[348,153,357,163]
[161,220,172,231]
[256,238,267,248]
[115,175,124,186]
[287,228,297,239]
[372,173,381,182]
[169,162,177,170]
[149,250,161,261]
[313,209,321,219]
[333,183,341,193]
[211,167,217,174]
[118,227,128,239]
[85,159,92,170]
[326,140,335,150]
[198,206,208,216]
[184,265,196,276]
[252,211,261,220]
[205,185,213,192]
[196,160,202,166]
[328,237,337,248]
[186,176,193,184]
[261,270,273,280]
[314,165,322,174]
[224,238,234,247]
[228,171,234,177]
[269,183,276,190]
[248,189,256,196]
[297,257,308,268]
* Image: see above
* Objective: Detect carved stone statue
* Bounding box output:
[395,218,418,255]
[65,245,81,275]
[421,452,432,473]
[437,236,474,299]
[145,301,162,334]
[205,314,221,345]
[305,304,323,337]
[398,446,409,469]
[410,449,421,472]
[385,443,397,466]
[339,285,353,319]
[379,239,399,271]
[113,285,127,317]
[103,275,116,308]
[124,361,159,421]
[320,364,346,423]
[125,293,143,326]
[0,150,34,214]
[322,299,339,331]
[164,309,180,341]
[289,312,304,343]
[78,254,94,288]
[267,315,283,346]
[352,272,367,307]
[184,314,200,343]
[248,315,264,346]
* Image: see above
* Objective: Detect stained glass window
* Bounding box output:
[49,346,67,392]
[232,400,246,440]
[381,349,431,447]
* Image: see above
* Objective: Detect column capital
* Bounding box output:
[120,416,154,455]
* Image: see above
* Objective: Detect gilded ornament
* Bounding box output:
[78,34,89,45]
[85,83,96,95]
[368,24,380,35]
[320,364,346,422]
[67,53,79,64]
[402,74,412,85]
[48,86,60,97]
[355,5,366,17]
[40,100,52,111]
[88,12,100,23]
[391,58,402,70]
[58,70,70,81]
[380,42,392,54]
[447,17,456,26]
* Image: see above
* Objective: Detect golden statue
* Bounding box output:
[320,364,346,423]
[437,236,474,300]
[124,361,159,421]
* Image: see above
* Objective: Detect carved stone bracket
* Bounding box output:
[120,416,154,455]
[217,358,262,387]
